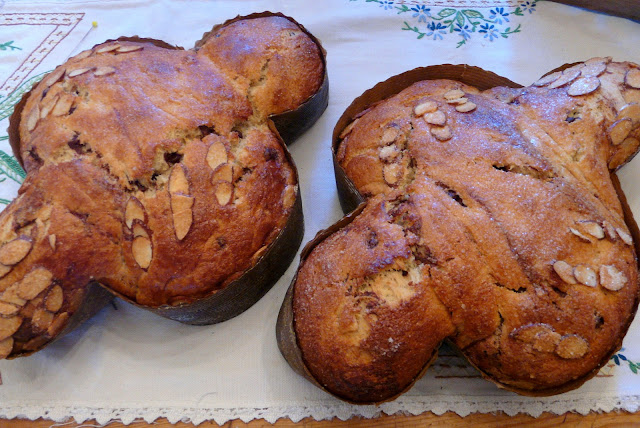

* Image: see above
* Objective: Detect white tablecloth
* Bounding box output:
[1,0,640,424]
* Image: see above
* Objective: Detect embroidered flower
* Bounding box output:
[454,24,472,41]
[378,0,394,10]
[479,23,499,41]
[426,22,447,40]
[489,7,510,24]
[411,5,431,23]
[521,1,537,14]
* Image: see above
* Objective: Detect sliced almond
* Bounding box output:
[511,323,560,352]
[94,66,116,77]
[603,221,617,240]
[600,265,627,291]
[116,45,143,53]
[48,234,56,250]
[40,94,60,119]
[548,69,581,89]
[381,127,399,145]
[555,334,589,359]
[423,110,446,126]
[573,265,597,287]
[26,105,40,131]
[430,125,452,141]
[339,118,359,139]
[447,97,468,105]
[567,77,600,97]
[383,163,402,186]
[0,316,22,341]
[132,223,148,239]
[47,312,69,337]
[443,89,465,100]
[44,285,63,313]
[0,302,19,316]
[206,141,228,171]
[610,137,640,170]
[553,260,577,284]
[618,103,640,125]
[71,50,92,61]
[132,236,152,269]
[96,44,120,54]
[17,268,53,300]
[169,165,189,195]
[67,67,93,78]
[569,227,592,242]
[41,68,65,88]
[32,308,54,332]
[0,286,26,307]
[578,221,605,239]
[125,197,145,229]
[616,228,633,246]
[0,264,10,279]
[213,163,233,183]
[171,194,194,240]
[455,102,477,113]
[585,56,612,66]
[414,101,438,116]
[215,182,234,206]
[52,93,75,117]
[533,71,562,87]
[609,118,633,146]
[625,69,640,89]
[580,61,607,78]
[0,238,32,266]
[0,337,13,359]
[379,145,400,162]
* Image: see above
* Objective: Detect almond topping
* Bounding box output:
[0,302,19,316]
[71,50,92,61]
[446,97,468,105]
[40,94,59,119]
[47,312,69,337]
[443,89,465,100]
[414,101,438,116]
[430,125,452,141]
[455,102,477,113]
[548,69,581,89]
[379,145,400,162]
[116,45,144,53]
[125,198,145,229]
[533,71,562,87]
[618,103,640,125]
[609,118,633,146]
[555,334,589,359]
[567,77,600,97]
[132,236,152,269]
[599,265,627,291]
[573,265,597,287]
[132,223,149,239]
[67,67,93,78]
[381,127,399,145]
[511,324,561,353]
[339,118,359,139]
[625,69,640,89]
[32,308,54,332]
[553,260,577,284]
[0,316,22,341]
[0,264,10,279]
[169,165,189,195]
[0,337,13,359]
[383,163,402,186]
[0,238,32,266]
[580,61,607,78]
[26,105,40,131]
[41,68,65,88]
[423,110,446,126]
[1,286,26,307]
[94,66,116,77]
[578,221,605,239]
[616,228,633,246]
[52,93,74,117]
[17,268,53,300]
[48,234,56,250]
[569,227,591,242]
[96,44,120,53]
[45,285,64,313]
[206,141,228,171]
[603,221,617,240]
[171,194,194,240]
[213,163,233,183]
[215,182,234,206]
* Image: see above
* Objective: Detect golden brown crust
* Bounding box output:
[2,14,325,358]
[290,59,640,402]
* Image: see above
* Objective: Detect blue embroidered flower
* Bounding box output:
[454,24,472,40]
[378,0,394,10]
[411,5,431,23]
[489,7,510,24]
[426,22,447,40]
[521,1,537,14]
[479,23,499,41]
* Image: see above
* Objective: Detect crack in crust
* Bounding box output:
[292,59,640,403]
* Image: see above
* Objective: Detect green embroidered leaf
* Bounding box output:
[396,5,410,13]
[512,7,524,16]
[0,198,12,206]
[0,72,48,122]
[455,12,465,28]
[631,362,638,374]
[439,8,457,18]
[0,150,25,184]
[462,9,484,19]
[0,41,22,52]
[0,136,7,141]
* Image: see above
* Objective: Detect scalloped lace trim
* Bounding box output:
[2,396,640,425]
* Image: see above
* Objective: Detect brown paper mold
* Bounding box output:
[277,59,640,403]
[2,12,328,358]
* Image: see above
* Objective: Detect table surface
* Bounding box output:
[3,411,640,427]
